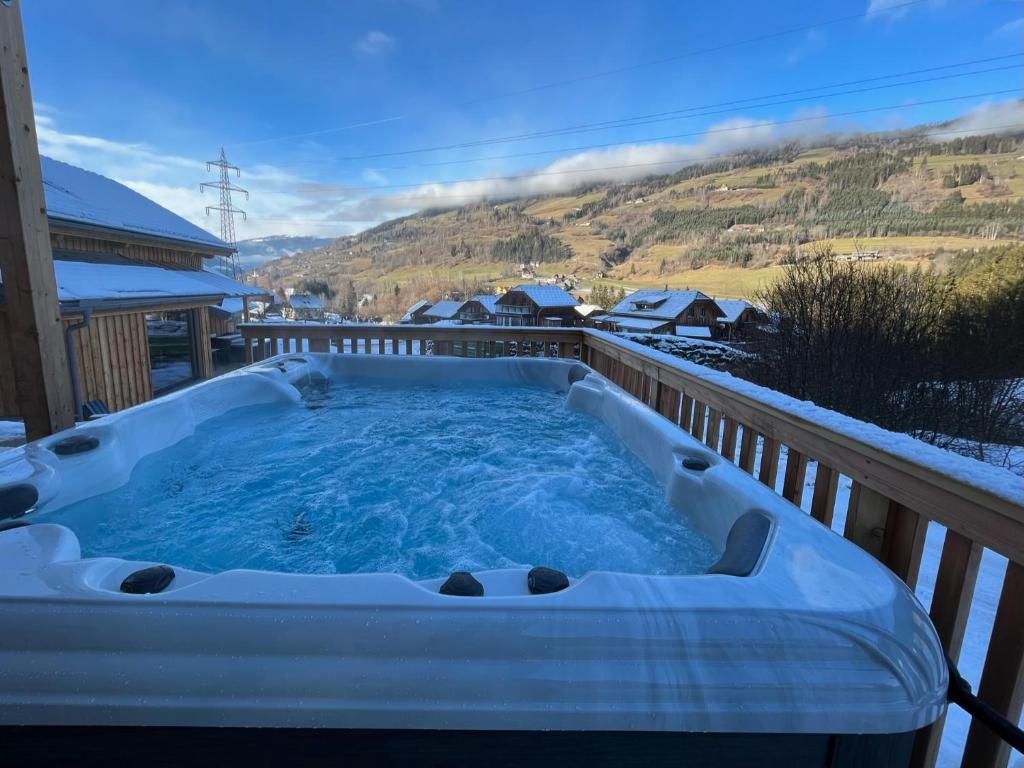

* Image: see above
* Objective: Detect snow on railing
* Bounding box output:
[240,322,1024,768]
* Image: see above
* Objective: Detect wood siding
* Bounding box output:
[66,312,153,412]
[50,229,213,271]
[209,310,236,337]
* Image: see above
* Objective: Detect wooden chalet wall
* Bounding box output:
[50,228,209,270]
[65,312,152,412]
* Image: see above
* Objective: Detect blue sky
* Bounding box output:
[24,0,1024,239]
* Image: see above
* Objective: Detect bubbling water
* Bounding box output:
[38,380,719,579]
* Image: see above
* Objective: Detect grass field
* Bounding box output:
[597,265,785,299]
[525,191,605,219]
[803,236,1019,255]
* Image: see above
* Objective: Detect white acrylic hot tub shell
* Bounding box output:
[0,353,947,734]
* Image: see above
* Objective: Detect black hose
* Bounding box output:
[946,655,1024,754]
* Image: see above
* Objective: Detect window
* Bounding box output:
[146,310,198,393]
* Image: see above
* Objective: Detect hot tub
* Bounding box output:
[0,354,946,765]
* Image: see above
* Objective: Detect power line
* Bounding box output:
[234,0,931,148]
[200,147,249,279]
[278,90,1020,194]
[251,121,1024,220]
[362,61,1024,167]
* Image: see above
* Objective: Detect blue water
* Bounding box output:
[38,380,719,579]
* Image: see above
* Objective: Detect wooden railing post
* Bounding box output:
[911,531,982,768]
[961,561,1024,768]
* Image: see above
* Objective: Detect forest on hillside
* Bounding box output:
[254,128,1024,322]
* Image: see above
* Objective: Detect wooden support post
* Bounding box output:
[758,437,781,488]
[809,463,840,528]
[0,1,75,439]
[961,561,1024,768]
[738,426,757,474]
[880,501,928,589]
[242,296,250,324]
[781,449,809,507]
[911,531,982,768]
[720,417,738,462]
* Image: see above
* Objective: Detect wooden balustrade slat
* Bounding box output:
[809,464,840,528]
[781,449,809,507]
[692,401,707,441]
[720,417,738,462]
[844,482,888,560]
[881,501,928,590]
[681,394,694,431]
[758,437,781,488]
[738,426,757,474]
[961,560,1024,768]
[911,531,983,768]
[558,341,574,359]
[705,408,722,451]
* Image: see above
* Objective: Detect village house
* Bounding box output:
[715,298,765,341]
[400,299,433,324]
[493,284,580,327]
[421,300,464,324]
[283,293,323,321]
[596,290,725,337]
[0,157,263,420]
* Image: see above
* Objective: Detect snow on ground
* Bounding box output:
[740,433,1021,767]
[0,420,25,451]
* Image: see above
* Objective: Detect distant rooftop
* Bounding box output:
[715,298,756,325]
[288,294,322,310]
[470,294,499,313]
[609,290,721,321]
[498,283,578,308]
[423,300,464,319]
[42,156,231,253]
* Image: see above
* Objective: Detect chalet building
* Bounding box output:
[422,300,464,324]
[716,299,765,341]
[494,284,579,327]
[401,300,433,324]
[461,294,498,324]
[597,290,725,337]
[283,293,323,321]
[0,157,262,420]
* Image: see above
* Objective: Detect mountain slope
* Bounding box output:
[254,128,1024,320]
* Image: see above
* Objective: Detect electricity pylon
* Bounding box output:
[201,147,248,279]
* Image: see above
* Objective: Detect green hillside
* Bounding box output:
[254,127,1024,320]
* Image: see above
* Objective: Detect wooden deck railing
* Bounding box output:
[240,322,1024,768]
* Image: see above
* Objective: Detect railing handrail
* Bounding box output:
[238,319,1023,767]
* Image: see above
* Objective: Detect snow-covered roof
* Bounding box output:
[424,300,465,319]
[41,156,230,253]
[497,283,578,308]
[675,325,713,339]
[216,297,245,315]
[49,259,226,307]
[607,315,672,332]
[404,299,431,315]
[715,299,756,325]
[609,290,721,321]
[288,294,322,310]
[574,303,603,317]
[186,268,269,299]
[470,294,499,313]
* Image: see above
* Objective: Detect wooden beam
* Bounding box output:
[0,1,74,439]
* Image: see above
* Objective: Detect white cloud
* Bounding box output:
[354,30,396,57]
[36,115,356,240]
[867,0,913,19]
[993,17,1024,37]
[926,99,1024,140]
